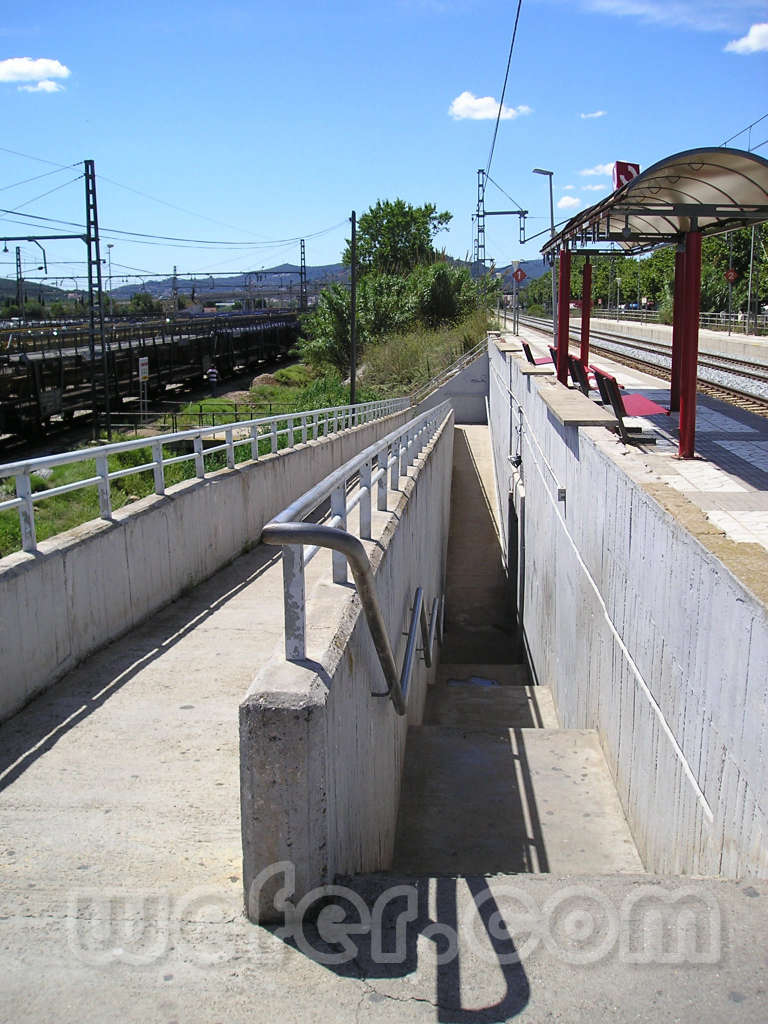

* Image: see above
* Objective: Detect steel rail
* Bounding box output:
[260,524,441,715]
[519,315,768,410]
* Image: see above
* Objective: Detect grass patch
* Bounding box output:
[0,363,386,558]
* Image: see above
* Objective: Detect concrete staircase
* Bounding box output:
[392,425,644,876]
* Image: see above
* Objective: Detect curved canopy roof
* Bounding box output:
[541,147,768,256]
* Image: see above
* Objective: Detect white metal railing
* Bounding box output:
[526,309,768,335]
[261,402,450,712]
[0,397,410,553]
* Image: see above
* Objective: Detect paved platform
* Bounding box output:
[515,326,768,605]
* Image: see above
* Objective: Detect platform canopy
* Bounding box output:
[541,147,768,257]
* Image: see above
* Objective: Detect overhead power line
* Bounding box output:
[0,164,80,194]
[721,113,768,149]
[485,173,524,212]
[0,205,348,250]
[485,0,525,179]
[0,145,73,169]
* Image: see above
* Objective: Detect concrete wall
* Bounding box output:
[0,410,411,723]
[488,339,768,879]
[240,412,454,922]
[417,350,489,424]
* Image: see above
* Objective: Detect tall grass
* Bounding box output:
[363,310,490,395]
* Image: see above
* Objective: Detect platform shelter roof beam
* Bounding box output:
[541,147,768,257]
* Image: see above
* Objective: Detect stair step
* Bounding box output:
[425,682,558,729]
[393,727,644,877]
[439,631,521,665]
[436,663,530,686]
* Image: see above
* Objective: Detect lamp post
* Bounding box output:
[533,168,557,344]
[616,276,622,320]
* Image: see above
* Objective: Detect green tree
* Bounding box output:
[345,199,452,276]
[298,284,357,375]
[129,291,161,315]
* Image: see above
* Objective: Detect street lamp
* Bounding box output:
[533,168,557,344]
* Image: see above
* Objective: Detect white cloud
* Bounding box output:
[725,23,768,53]
[562,185,575,190]
[0,57,70,94]
[583,184,606,190]
[558,195,581,209]
[0,57,70,83]
[449,91,532,120]
[577,1,757,33]
[580,109,607,119]
[579,163,613,176]
[18,79,64,93]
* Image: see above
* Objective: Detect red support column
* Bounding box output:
[670,247,686,412]
[678,231,702,459]
[580,256,592,366]
[557,247,571,385]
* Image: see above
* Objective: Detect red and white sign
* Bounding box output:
[724,268,739,284]
[512,267,527,283]
[612,161,641,190]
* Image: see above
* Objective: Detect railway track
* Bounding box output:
[518,315,768,419]
[0,311,298,442]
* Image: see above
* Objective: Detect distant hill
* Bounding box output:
[0,278,68,302]
[110,263,350,300]
[3,256,550,306]
[496,260,551,290]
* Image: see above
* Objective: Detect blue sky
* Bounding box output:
[0,0,766,290]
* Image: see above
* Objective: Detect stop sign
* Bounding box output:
[513,268,527,283]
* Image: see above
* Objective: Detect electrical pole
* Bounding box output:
[107,243,114,318]
[476,170,486,271]
[745,226,757,333]
[350,212,357,406]
[172,265,179,316]
[84,159,111,440]
[15,247,24,321]
[300,239,308,312]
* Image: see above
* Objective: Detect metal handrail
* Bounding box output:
[410,337,488,405]
[260,523,442,715]
[261,402,451,715]
[0,396,410,552]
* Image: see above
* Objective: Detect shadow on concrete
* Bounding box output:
[442,428,516,665]
[392,727,549,875]
[267,873,530,1023]
[0,543,281,792]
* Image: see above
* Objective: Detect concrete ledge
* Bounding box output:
[0,409,411,723]
[537,377,619,427]
[240,412,454,922]
[518,362,554,376]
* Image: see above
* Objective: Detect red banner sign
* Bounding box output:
[613,161,641,190]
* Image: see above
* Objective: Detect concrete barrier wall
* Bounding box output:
[488,339,768,878]
[417,350,489,424]
[240,412,454,922]
[591,317,768,364]
[0,410,411,723]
